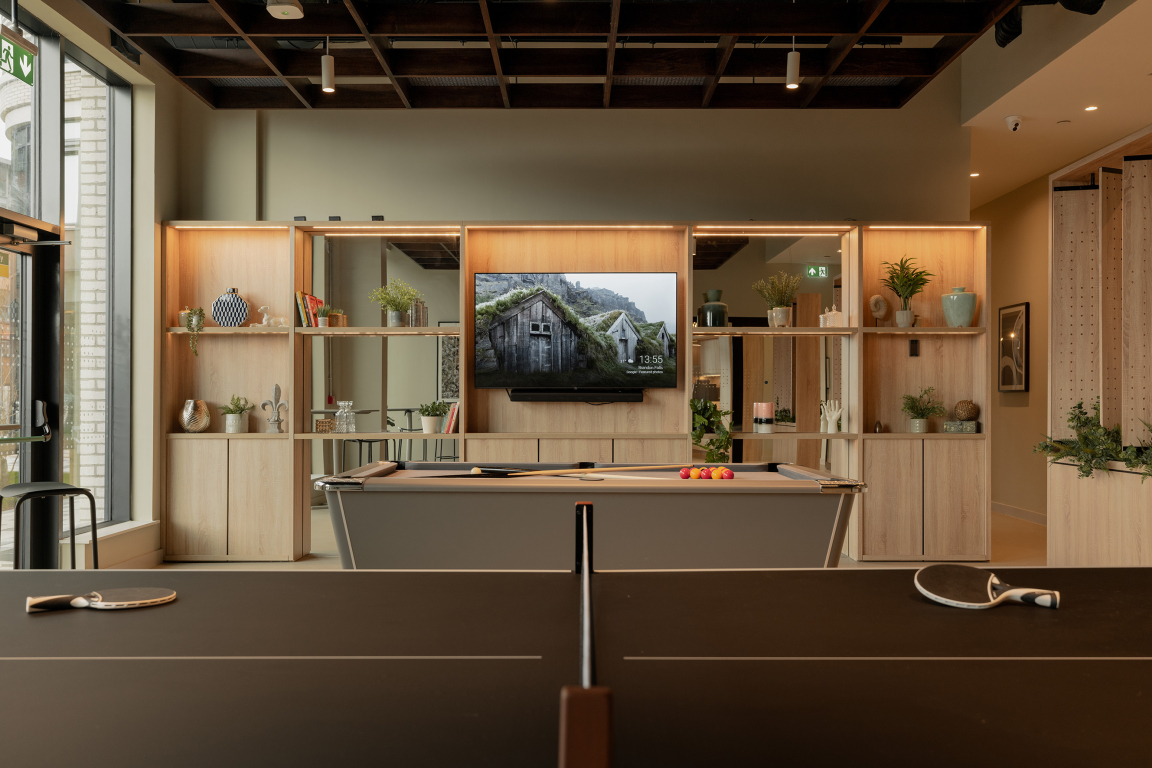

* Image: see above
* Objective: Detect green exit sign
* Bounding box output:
[806,265,828,278]
[1,27,36,86]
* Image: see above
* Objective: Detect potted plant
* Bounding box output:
[881,256,934,327]
[218,395,254,434]
[370,279,423,327]
[328,308,346,327]
[419,400,450,433]
[317,304,331,327]
[691,398,733,462]
[753,273,804,327]
[901,386,946,433]
[185,307,205,356]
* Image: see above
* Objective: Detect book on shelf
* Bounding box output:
[306,294,322,327]
[296,292,311,327]
[444,402,459,434]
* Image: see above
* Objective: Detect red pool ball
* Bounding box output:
[679,467,692,479]
[721,469,735,480]
[699,467,712,479]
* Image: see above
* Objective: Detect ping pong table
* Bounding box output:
[3,509,1150,766]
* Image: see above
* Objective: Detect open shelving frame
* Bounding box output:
[157,219,989,562]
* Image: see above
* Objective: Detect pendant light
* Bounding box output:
[321,36,335,93]
[786,36,800,90]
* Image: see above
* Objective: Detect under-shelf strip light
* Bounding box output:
[866,225,984,230]
[464,225,678,230]
[693,225,850,230]
[698,232,842,237]
[172,226,289,230]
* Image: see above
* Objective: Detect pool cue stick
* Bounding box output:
[506,464,690,477]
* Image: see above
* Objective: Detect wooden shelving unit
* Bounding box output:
[295,327,460,337]
[860,327,985,335]
[167,327,290,334]
[692,328,856,337]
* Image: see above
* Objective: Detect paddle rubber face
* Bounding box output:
[915,564,996,607]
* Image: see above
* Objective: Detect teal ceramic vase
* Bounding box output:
[941,287,977,327]
[700,290,728,328]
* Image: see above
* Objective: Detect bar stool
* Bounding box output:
[342,439,385,470]
[2,483,99,570]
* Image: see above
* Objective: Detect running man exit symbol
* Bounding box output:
[806,266,828,278]
[0,28,36,86]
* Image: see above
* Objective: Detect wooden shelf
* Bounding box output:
[167,432,289,439]
[729,432,860,440]
[862,327,985,335]
[862,432,985,439]
[295,433,459,440]
[692,327,856,336]
[296,327,460,337]
[462,432,688,440]
[166,327,290,334]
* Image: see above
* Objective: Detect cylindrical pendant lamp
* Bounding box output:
[786,50,800,90]
[322,37,335,93]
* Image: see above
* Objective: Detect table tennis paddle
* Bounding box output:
[26,588,177,613]
[914,564,1059,610]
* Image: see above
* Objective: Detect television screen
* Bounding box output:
[474,272,678,390]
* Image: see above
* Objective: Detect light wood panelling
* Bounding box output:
[166,439,228,556]
[613,438,688,464]
[924,440,986,559]
[465,438,540,463]
[1049,463,1152,566]
[794,294,822,468]
[772,336,792,412]
[539,438,614,463]
[1123,159,1152,440]
[1051,188,1100,440]
[170,229,292,326]
[228,440,294,559]
[863,230,980,328]
[863,335,984,433]
[1100,169,1124,429]
[862,439,922,558]
[464,228,687,435]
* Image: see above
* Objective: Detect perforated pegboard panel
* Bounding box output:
[1099,169,1124,431]
[1123,158,1152,442]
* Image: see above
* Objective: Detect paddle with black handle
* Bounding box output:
[915,564,1059,610]
[27,588,177,613]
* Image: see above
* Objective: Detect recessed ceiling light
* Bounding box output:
[970,173,980,177]
[1085,106,1098,111]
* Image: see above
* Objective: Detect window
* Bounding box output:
[530,321,540,333]
[541,322,552,334]
[0,26,37,217]
[0,247,19,564]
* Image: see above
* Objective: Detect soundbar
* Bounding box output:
[507,388,645,403]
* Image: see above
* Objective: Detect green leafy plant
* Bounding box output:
[1033,400,1152,480]
[418,401,450,418]
[753,273,805,309]
[328,308,344,316]
[691,398,733,463]
[881,256,935,311]
[217,395,254,415]
[370,279,423,313]
[901,387,946,420]
[774,396,794,425]
[185,307,205,356]
[317,304,332,318]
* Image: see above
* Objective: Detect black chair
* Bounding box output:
[1,483,99,570]
[342,439,386,469]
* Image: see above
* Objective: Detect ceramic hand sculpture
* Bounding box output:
[261,384,289,434]
[820,400,843,434]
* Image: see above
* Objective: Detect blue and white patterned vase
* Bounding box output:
[212,288,249,327]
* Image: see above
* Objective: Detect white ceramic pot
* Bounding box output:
[225,413,248,434]
[317,317,329,327]
[421,416,442,434]
[895,309,914,328]
[909,418,928,434]
[770,307,791,327]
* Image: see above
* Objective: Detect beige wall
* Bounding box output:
[972,175,1049,523]
[173,68,971,223]
[695,238,840,320]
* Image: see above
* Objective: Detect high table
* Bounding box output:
[309,408,380,472]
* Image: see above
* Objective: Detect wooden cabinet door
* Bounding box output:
[539,438,613,463]
[924,440,987,559]
[167,439,228,556]
[862,439,923,558]
[613,439,688,464]
[465,438,539,463]
[228,440,294,559]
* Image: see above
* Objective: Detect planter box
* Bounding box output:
[1048,462,1152,567]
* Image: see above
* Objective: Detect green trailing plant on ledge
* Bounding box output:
[901,387,946,420]
[418,401,450,418]
[880,256,934,311]
[1034,400,1152,481]
[753,273,804,309]
[185,307,205,356]
[691,398,733,463]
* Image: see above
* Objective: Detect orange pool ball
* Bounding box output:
[689,468,701,479]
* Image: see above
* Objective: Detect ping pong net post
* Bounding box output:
[559,502,612,768]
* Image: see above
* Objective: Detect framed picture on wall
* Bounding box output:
[998,302,1029,392]
[436,321,460,402]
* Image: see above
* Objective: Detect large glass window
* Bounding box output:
[61,57,111,526]
[0,27,37,217]
[0,246,20,565]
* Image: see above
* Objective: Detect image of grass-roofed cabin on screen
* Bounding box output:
[474,273,677,389]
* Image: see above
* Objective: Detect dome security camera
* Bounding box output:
[1005,115,1022,132]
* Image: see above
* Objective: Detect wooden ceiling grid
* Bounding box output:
[78,0,1022,109]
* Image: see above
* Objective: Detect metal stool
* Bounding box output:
[1,483,99,570]
[342,439,385,470]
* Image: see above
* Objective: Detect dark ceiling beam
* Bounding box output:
[476,0,511,108]
[701,35,738,108]
[205,0,312,108]
[345,0,411,108]
[214,86,307,110]
[85,2,997,39]
[896,0,1023,106]
[603,0,621,108]
[800,0,891,107]
[392,48,495,78]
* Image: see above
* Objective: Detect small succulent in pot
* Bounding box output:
[901,386,946,433]
[317,304,332,327]
[218,395,255,434]
[418,400,450,433]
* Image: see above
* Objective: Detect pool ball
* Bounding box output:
[680,467,692,479]
[711,468,723,480]
[721,469,735,480]
[699,467,712,479]
[689,468,701,479]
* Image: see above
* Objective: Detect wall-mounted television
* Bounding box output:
[474,272,678,391]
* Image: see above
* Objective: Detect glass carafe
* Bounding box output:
[335,401,355,434]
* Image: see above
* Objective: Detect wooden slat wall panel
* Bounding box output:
[1123,158,1152,440]
[1051,188,1100,440]
[923,440,986,559]
[1100,170,1124,429]
[862,438,922,558]
[1048,463,1152,566]
[166,439,228,556]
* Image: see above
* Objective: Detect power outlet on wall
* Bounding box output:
[909,339,919,357]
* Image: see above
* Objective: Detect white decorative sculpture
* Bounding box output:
[820,400,843,434]
[869,295,888,321]
[255,306,272,327]
[261,384,289,434]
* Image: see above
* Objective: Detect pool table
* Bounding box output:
[318,462,864,571]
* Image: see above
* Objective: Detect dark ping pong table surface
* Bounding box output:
[3,565,1151,767]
